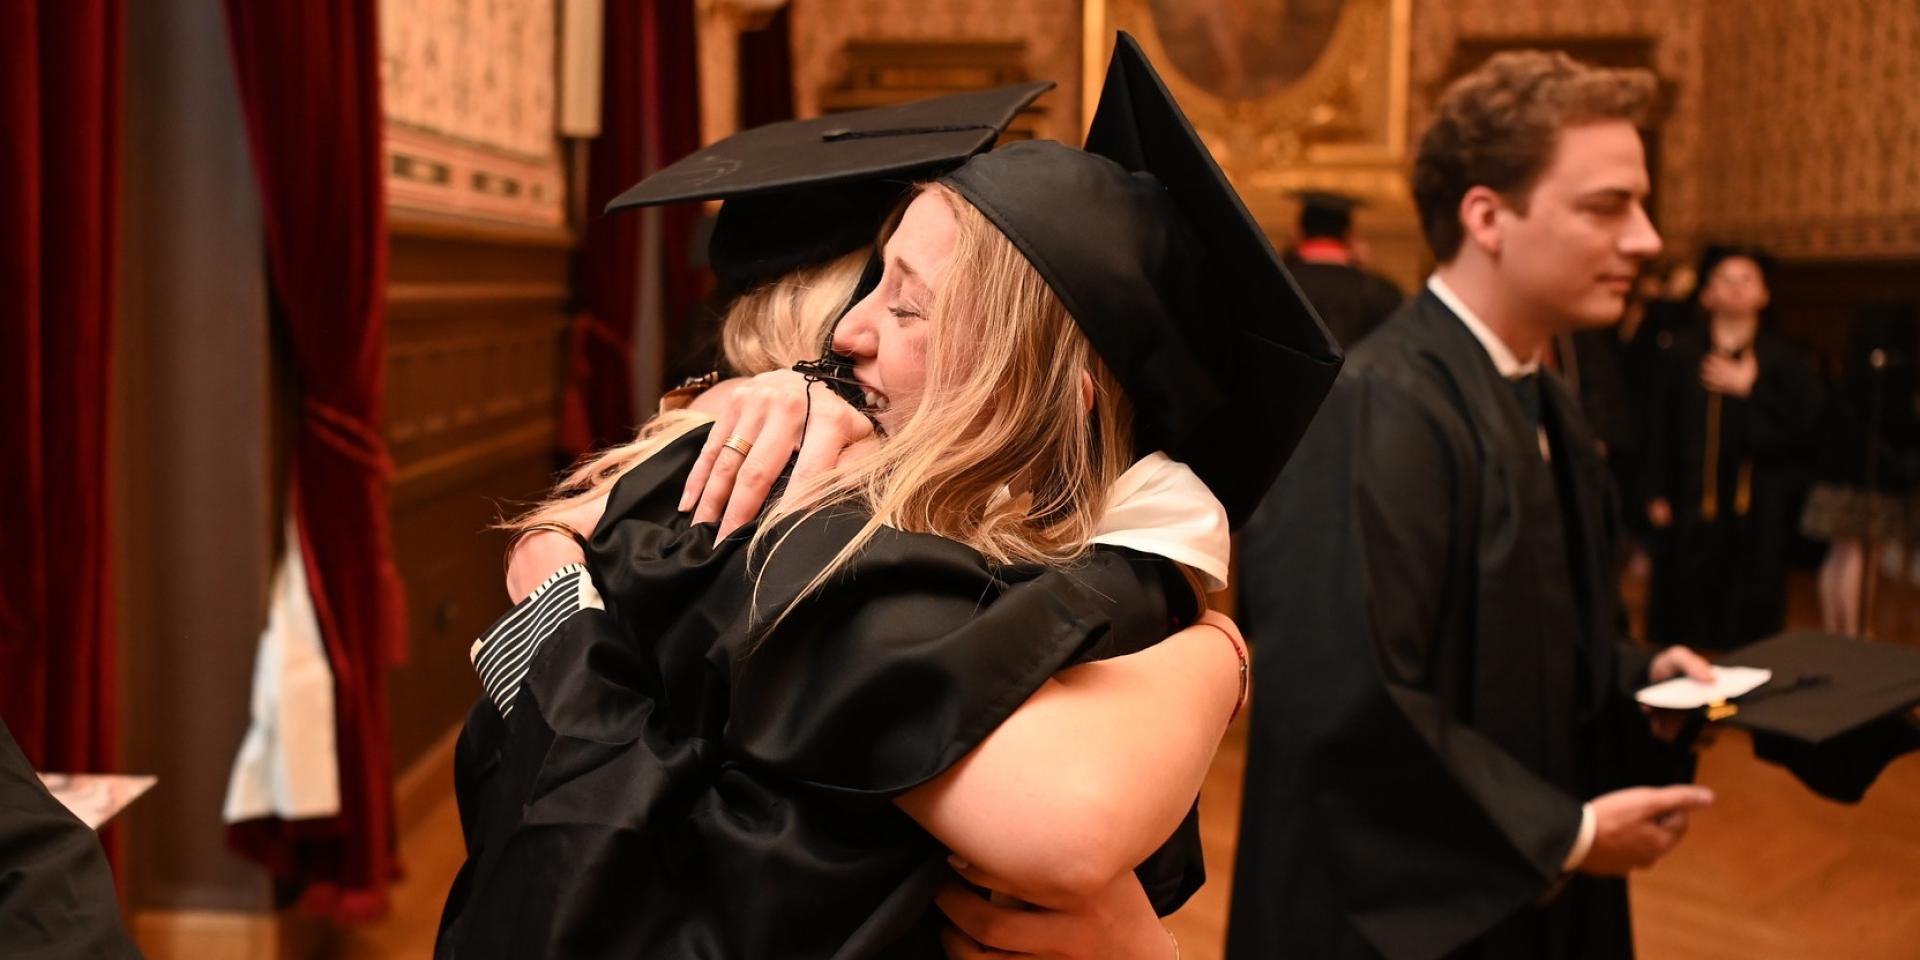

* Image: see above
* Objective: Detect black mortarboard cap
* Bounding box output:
[1291,189,1364,214]
[1720,630,1920,802]
[604,82,1052,292]
[941,33,1340,528]
[1292,189,1362,238]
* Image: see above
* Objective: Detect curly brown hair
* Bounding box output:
[1413,50,1658,262]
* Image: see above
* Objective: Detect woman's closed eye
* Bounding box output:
[888,303,924,322]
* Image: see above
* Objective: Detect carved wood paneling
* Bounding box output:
[383,217,574,770]
[790,0,1083,141]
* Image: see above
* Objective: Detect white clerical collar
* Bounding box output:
[1092,452,1230,592]
[1427,274,1541,378]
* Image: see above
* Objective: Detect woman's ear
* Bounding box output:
[1079,369,1095,416]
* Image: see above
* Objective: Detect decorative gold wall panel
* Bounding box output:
[1092,0,1410,172]
[1085,0,1421,286]
[1693,0,1920,260]
[380,0,567,226]
[790,0,1085,142]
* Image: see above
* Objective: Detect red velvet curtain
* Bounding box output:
[0,1,122,778]
[565,0,703,454]
[738,5,795,129]
[221,0,406,922]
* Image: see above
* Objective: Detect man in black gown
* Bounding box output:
[0,719,141,958]
[1229,51,1716,960]
[1283,191,1404,348]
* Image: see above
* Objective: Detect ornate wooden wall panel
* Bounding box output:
[790,0,1084,142]
[380,0,567,226]
[1693,0,1920,261]
[382,216,573,771]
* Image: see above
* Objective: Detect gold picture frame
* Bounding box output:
[1083,0,1410,182]
[1082,0,1423,285]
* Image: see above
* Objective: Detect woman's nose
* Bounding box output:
[831,297,879,356]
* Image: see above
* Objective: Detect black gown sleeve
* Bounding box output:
[1746,336,1823,454]
[0,720,141,960]
[721,517,1178,799]
[590,424,1208,890]
[1251,374,1586,960]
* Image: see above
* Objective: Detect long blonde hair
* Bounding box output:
[513,184,1144,631]
[510,250,866,530]
[751,184,1138,619]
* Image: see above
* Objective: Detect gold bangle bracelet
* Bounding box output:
[502,522,585,578]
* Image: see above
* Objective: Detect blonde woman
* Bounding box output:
[438,38,1339,960]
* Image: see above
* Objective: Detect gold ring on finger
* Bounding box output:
[721,435,753,458]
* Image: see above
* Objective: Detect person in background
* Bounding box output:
[1644,245,1822,650]
[1230,50,1715,960]
[1798,304,1920,636]
[1283,190,1404,348]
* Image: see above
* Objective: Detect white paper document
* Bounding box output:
[1635,666,1774,711]
[38,773,158,830]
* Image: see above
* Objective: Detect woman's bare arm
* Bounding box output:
[895,611,1244,908]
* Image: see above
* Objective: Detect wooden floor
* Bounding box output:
[341,568,1920,959]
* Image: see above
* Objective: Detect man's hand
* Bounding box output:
[935,869,1175,960]
[678,369,873,538]
[1644,645,1718,742]
[1649,645,1713,684]
[1578,785,1715,876]
[1700,352,1759,397]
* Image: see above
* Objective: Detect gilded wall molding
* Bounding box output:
[380,0,567,226]
[790,0,1084,141]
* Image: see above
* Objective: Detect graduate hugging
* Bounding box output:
[434,36,1339,959]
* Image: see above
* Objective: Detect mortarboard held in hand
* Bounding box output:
[1638,630,1920,802]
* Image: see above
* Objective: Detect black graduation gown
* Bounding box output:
[1228,291,1689,960]
[0,719,141,959]
[1644,324,1821,650]
[1284,256,1405,349]
[435,425,1204,959]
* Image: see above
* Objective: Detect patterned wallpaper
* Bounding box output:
[1693,0,1920,260]
[1406,0,1707,242]
[380,0,566,226]
[789,0,1084,142]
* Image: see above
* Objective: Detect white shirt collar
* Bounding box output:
[1091,452,1230,592]
[1427,274,1540,378]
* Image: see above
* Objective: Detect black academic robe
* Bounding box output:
[435,425,1203,959]
[1228,291,1688,960]
[0,720,141,959]
[1284,256,1405,349]
[1644,324,1821,650]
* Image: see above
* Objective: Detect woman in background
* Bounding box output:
[1645,245,1821,650]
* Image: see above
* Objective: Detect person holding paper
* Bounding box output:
[0,719,141,958]
[1229,51,1718,960]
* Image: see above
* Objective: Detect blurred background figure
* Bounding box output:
[1592,259,1690,563]
[1282,190,1404,348]
[1800,304,1920,636]
[1644,246,1822,650]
